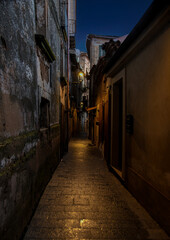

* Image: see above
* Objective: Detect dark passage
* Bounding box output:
[24,138,169,240]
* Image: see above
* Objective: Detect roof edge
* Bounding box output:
[104,0,169,73]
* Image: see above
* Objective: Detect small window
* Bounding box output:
[40,98,50,128]
[99,45,105,58]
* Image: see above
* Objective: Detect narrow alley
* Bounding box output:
[24,137,169,240]
[0,1,170,239]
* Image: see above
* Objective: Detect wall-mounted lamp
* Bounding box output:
[79,72,84,77]
[78,72,84,83]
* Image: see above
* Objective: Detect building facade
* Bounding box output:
[87,35,126,144]
[79,52,90,134]
[0,0,76,239]
[86,34,127,69]
[87,1,170,235]
[79,52,90,107]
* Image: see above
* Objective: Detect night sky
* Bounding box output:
[76,0,153,52]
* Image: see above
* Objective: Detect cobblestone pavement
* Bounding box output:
[24,138,170,240]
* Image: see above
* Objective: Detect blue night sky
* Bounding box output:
[76,0,153,52]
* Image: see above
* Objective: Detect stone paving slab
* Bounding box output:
[24,138,170,240]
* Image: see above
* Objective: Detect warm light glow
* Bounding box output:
[79,72,84,77]
[80,219,85,227]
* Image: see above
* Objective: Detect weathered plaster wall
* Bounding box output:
[0,0,39,174]
[0,0,37,138]
[0,1,38,238]
[0,1,62,239]
[36,0,62,124]
[0,126,60,240]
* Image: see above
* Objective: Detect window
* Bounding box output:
[40,98,50,128]
[99,45,105,58]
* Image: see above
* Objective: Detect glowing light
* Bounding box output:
[80,219,85,227]
[79,72,84,77]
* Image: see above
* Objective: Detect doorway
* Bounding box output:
[112,78,123,171]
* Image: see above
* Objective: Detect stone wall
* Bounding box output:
[0,0,65,239]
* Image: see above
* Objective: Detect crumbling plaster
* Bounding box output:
[0,0,37,138]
